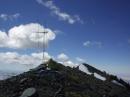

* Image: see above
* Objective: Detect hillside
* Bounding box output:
[0,59,130,97]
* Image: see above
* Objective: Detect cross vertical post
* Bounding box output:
[42,31,48,63]
[37,30,48,63]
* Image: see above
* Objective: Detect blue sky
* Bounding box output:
[0,0,130,80]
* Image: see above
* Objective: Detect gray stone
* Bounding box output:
[20,87,38,97]
[20,78,28,84]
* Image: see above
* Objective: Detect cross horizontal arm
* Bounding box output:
[37,31,48,34]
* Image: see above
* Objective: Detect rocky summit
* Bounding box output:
[0,59,130,97]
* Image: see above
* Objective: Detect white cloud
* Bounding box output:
[57,53,69,62]
[0,30,8,47]
[0,13,20,21]
[0,51,129,81]
[36,0,83,24]
[0,52,78,72]
[32,52,51,62]
[76,57,86,63]
[0,52,76,71]
[0,52,51,71]
[57,53,77,67]
[83,41,102,48]
[0,23,56,49]
[83,41,91,47]
[54,30,63,35]
[64,60,76,67]
[0,14,8,21]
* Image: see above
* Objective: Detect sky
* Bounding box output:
[0,0,130,80]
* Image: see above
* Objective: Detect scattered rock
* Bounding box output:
[20,78,28,84]
[0,59,130,97]
[20,87,38,97]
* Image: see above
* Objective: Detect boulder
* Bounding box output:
[20,87,38,97]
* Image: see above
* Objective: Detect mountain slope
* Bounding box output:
[0,59,130,97]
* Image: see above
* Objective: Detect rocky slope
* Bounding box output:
[0,59,130,97]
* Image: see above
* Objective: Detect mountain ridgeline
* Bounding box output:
[0,59,130,97]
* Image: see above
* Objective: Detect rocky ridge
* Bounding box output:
[0,59,130,97]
